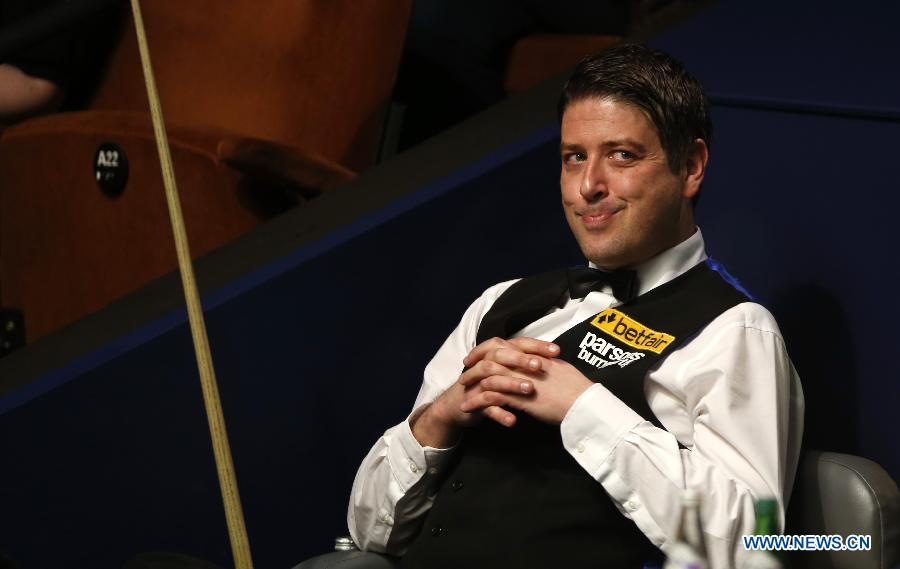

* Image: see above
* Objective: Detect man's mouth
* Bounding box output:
[578,208,621,228]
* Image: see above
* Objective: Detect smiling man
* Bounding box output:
[348,44,804,569]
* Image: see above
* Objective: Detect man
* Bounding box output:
[348,44,803,569]
[0,62,63,126]
[0,0,122,126]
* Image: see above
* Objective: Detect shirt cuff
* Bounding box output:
[388,405,458,492]
[559,383,644,478]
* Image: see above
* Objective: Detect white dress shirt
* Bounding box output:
[347,229,804,569]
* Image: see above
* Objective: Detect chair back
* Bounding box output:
[89,0,412,172]
[0,1,407,341]
[788,451,899,569]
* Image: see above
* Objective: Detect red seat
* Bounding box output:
[0,0,411,341]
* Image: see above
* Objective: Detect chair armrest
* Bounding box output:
[218,136,355,200]
[291,551,401,569]
[4,109,356,199]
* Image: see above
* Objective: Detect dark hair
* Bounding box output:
[558,43,712,174]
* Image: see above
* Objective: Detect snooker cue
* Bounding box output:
[128,1,255,567]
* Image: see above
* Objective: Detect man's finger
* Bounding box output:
[458,359,539,387]
[458,359,512,387]
[460,389,517,412]
[464,336,559,367]
[460,390,498,412]
[506,337,561,358]
[478,375,534,395]
[482,405,517,427]
[490,347,546,372]
[462,337,509,368]
[466,348,546,379]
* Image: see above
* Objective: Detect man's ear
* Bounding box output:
[682,138,709,201]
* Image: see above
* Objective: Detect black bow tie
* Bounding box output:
[567,266,638,302]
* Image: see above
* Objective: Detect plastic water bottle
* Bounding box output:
[663,489,709,569]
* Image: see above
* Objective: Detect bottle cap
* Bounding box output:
[682,488,701,505]
[755,497,777,516]
[334,536,358,551]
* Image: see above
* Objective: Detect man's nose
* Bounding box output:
[580,159,608,200]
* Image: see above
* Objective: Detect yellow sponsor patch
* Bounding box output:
[590,309,675,354]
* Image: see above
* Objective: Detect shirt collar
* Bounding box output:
[588,227,708,297]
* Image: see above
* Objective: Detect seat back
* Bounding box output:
[89,0,412,172]
[788,451,900,569]
[0,1,410,341]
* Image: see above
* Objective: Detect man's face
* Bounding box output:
[560,97,703,270]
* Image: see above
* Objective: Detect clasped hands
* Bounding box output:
[412,337,594,448]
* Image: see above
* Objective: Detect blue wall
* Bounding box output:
[651,0,900,476]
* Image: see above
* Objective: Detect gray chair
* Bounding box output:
[294,451,899,569]
[293,550,400,569]
[787,451,899,569]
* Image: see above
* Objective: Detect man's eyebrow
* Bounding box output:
[602,139,648,153]
[559,139,649,153]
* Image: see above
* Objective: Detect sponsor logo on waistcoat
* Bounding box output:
[590,309,676,354]
[577,331,645,369]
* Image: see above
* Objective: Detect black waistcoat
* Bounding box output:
[400,262,748,569]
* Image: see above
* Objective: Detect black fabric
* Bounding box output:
[401,261,748,569]
[567,266,638,302]
[474,268,571,344]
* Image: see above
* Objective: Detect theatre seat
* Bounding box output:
[503,34,623,95]
[0,111,354,340]
[0,0,411,342]
[293,451,899,569]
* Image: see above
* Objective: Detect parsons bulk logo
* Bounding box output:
[578,332,645,369]
[590,309,675,354]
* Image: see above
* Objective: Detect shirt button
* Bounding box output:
[451,480,464,492]
[575,441,586,453]
[381,514,394,526]
[408,460,419,473]
[431,525,443,537]
[626,500,640,511]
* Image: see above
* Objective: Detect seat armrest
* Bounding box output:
[217,136,355,199]
[291,551,401,569]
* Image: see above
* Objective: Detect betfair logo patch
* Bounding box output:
[590,309,675,354]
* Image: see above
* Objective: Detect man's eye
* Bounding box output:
[564,152,587,163]
[611,150,635,161]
